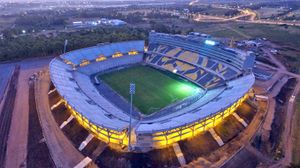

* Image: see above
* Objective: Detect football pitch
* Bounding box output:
[98,65,201,115]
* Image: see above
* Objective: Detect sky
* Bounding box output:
[1,0,299,3]
[8,0,158,1]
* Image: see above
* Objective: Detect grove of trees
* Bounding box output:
[0,27,148,61]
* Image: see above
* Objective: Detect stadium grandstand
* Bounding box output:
[49,32,255,151]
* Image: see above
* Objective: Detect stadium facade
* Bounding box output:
[49,32,255,150]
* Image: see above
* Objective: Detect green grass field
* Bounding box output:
[99,65,201,115]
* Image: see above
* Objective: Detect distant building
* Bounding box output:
[98,18,109,25]
[188,32,211,38]
[108,19,127,26]
[72,21,83,27]
[245,40,262,47]
[172,11,180,16]
[71,18,127,28]
[86,21,98,26]
[270,49,278,54]
[237,40,262,47]
[183,8,190,13]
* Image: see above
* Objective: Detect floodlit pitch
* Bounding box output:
[49,33,255,149]
[99,65,201,115]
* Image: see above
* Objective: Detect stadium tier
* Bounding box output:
[49,33,255,150]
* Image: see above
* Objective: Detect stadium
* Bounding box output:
[49,32,255,151]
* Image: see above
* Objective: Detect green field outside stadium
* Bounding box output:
[98,65,202,115]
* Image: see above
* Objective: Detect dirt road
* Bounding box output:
[4,58,51,168]
[35,71,87,167]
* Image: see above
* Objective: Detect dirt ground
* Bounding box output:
[179,131,220,163]
[27,81,54,168]
[5,57,52,168]
[221,147,260,168]
[214,115,245,143]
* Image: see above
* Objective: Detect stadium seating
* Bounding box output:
[61,40,144,66]
[49,33,255,149]
[145,53,226,89]
[135,74,254,148]
[165,47,182,57]
[50,50,145,145]
[50,58,132,130]
[147,32,246,79]
[147,43,241,82]
[78,54,143,75]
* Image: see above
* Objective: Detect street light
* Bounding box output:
[64,39,68,54]
[128,82,135,151]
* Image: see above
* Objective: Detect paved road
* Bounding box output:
[237,19,300,27]
[193,7,300,27]
[1,56,96,167]
[0,64,14,104]
[0,67,19,168]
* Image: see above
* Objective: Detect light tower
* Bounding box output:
[128,82,135,151]
[64,39,68,53]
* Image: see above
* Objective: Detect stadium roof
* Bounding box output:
[136,74,254,133]
[61,40,144,66]
[49,38,254,134]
